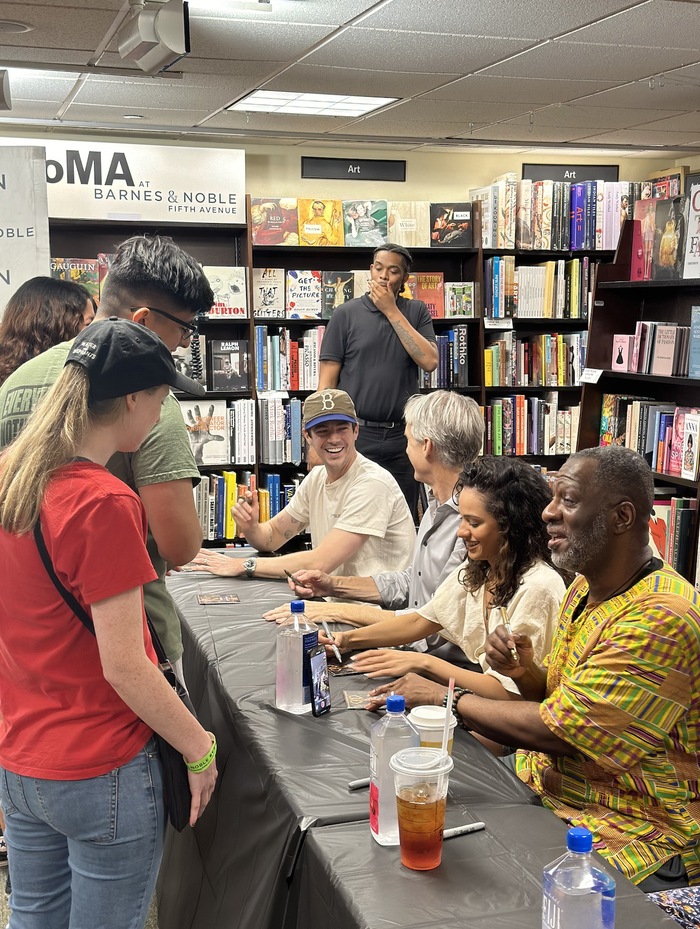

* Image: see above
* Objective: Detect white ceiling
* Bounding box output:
[0,0,699,154]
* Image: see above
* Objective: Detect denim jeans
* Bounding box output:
[0,737,166,929]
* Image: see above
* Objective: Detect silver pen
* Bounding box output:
[443,822,486,839]
[322,620,343,664]
[498,606,519,663]
[347,776,370,791]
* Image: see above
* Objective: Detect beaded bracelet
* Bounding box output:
[185,732,217,773]
[442,688,472,730]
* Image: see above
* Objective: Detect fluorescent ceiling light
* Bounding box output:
[228,91,397,117]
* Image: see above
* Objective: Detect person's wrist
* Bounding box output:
[443,687,472,729]
[184,731,217,772]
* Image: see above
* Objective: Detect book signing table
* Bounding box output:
[156,570,675,929]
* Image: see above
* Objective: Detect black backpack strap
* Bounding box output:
[33,519,171,666]
[34,520,94,634]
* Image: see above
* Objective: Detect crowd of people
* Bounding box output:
[0,237,699,929]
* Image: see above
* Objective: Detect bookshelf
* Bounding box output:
[578,232,700,582]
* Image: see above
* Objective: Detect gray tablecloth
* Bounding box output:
[156,570,674,929]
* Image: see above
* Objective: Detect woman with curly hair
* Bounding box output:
[325,456,567,703]
[0,277,95,386]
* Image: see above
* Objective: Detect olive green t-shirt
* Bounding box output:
[0,340,200,661]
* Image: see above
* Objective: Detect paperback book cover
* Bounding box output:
[414,272,445,318]
[203,266,248,318]
[50,258,100,301]
[681,412,700,480]
[611,334,634,372]
[683,184,700,279]
[297,198,343,247]
[252,267,285,318]
[178,399,229,466]
[286,270,322,318]
[342,199,388,247]
[387,201,431,248]
[322,271,354,319]
[651,195,687,281]
[429,203,472,248]
[250,198,299,246]
[172,335,206,389]
[209,339,250,392]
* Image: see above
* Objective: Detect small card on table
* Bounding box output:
[197,593,240,605]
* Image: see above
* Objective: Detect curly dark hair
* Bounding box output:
[0,277,94,386]
[454,456,557,607]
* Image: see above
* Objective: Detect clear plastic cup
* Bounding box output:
[407,705,457,755]
[389,747,454,870]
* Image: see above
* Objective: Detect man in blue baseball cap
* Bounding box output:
[190,388,416,584]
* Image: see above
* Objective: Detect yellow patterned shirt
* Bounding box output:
[515,562,700,885]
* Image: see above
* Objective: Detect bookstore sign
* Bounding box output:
[0,138,246,224]
[0,146,50,313]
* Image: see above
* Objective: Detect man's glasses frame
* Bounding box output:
[131,306,201,338]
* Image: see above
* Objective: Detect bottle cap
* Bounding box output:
[290,600,305,613]
[567,826,593,853]
[385,694,405,713]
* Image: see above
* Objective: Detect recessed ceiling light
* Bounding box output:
[123,114,145,119]
[0,20,33,33]
[227,91,397,118]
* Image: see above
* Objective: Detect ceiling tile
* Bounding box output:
[580,127,700,146]
[187,18,335,61]
[361,0,637,40]
[303,27,532,73]
[504,104,686,130]
[574,79,700,110]
[75,74,251,110]
[60,104,213,128]
[188,0,379,26]
[370,99,533,124]
[632,112,700,132]
[265,64,462,97]
[0,3,118,51]
[420,74,620,106]
[465,124,605,143]
[202,110,361,133]
[484,41,700,82]
[564,0,700,48]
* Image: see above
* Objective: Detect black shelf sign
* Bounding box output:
[522,163,619,183]
[301,156,406,182]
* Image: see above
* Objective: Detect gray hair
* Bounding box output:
[404,391,483,469]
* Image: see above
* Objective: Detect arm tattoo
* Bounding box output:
[390,318,424,359]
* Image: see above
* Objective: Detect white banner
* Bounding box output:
[0,146,50,313]
[0,137,245,224]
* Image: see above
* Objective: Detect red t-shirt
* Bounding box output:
[0,461,159,779]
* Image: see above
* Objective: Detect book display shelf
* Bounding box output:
[578,223,700,583]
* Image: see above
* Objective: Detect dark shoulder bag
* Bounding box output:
[34,520,195,831]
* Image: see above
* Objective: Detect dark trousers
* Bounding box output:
[356,422,419,522]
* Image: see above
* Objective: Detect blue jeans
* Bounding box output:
[0,738,166,929]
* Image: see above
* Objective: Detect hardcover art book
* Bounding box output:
[297,198,343,247]
[681,412,700,480]
[209,339,250,392]
[286,270,322,318]
[178,399,229,466]
[322,271,354,319]
[429,203,472,248]
[252,267,285,318]
[250,198,299,246]
[651,196,687,281]
[683,184,700,280]
[203,266,248,317]
[342,199,388,247]
[172,334,206,389]
[387,201,431,248]
[50,258,100,301]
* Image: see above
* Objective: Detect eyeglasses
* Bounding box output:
[131,306,200,338]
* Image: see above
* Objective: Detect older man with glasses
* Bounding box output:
[0,234,214,683]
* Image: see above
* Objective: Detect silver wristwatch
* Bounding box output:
[242,556,257,579]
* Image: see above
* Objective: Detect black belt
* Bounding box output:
[357,417,403,429]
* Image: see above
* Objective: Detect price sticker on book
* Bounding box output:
[484,318,513,330]
[580,368,603,384]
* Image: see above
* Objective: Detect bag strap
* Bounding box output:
[33,519,170,666]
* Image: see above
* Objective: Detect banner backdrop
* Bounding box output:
[0,146,50,314]
[0,138,245,224]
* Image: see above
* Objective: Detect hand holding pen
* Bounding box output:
[497,606,519,663]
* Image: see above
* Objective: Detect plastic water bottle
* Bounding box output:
[369,694,420,845]
[542,826,616,929]
[275,600,318,714]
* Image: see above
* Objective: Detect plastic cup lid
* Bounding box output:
[408,705,457,729]
[389,746,454,776]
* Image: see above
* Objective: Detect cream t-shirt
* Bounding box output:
[418,560,566,693]
[285,453,415,578]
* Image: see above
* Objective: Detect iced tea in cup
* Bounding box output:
[408,705,457,755]
[389,747,454,870]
